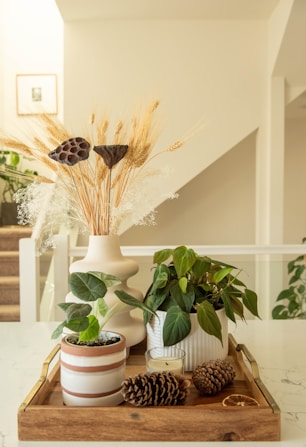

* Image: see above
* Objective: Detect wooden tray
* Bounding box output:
[18,334,280,442]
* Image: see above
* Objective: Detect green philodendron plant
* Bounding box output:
[143,246,260,346]
[52,271,152,342]
[272,238,306,319]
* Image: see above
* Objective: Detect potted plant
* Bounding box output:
[143,246,260,370]
[52,270,150,407]
[272,238,306,319]
[0,150,38,225]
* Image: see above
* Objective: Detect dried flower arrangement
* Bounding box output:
[0,101,194,245]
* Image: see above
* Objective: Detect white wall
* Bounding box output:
[284,118,306,243]
[63,19,266,196]
[121,132,256,245]
[0,0,63,136]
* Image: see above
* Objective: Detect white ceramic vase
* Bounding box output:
[67,234,146,350]
[146,308,228,372]
[60,331,126,406]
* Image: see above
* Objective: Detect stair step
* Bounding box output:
[0,251,19,276]
[0,225,32,250]
[0,226,32,321]
[0,276,20,304]
[0,304,20,322]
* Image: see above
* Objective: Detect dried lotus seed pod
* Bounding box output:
[93,144,128,169]
[48,137,90,166]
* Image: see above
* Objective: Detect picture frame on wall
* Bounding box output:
[16,73,58,116]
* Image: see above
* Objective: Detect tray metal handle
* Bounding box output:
[229,334,280,414]
[19,343,61,411]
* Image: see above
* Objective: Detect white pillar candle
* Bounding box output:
[146,357,184,374]
[145,347,185,375]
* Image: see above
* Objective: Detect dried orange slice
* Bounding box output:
[222,394,259,407]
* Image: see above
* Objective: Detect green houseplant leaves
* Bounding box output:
[272,239,306,319]
[144,246,260,346]
[52,271,150,342]
[52,246,260,346]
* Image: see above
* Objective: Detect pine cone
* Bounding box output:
[121,372,190,406]
[192,359,236,396]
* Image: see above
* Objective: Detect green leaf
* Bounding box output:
[163,305,191,346]
[288,300,299,314]
[142,294,155,326]
[87,271,121,288]
[191,258,211,281]
[65,303,92,322]
[272,305,288,319]
[213,267,233,284]
[178,277,188,293]
[144,287,168,312]
[10,151,20,167]
[65,317,89,333]
[58,302,73,312]
[173,246,197,277]
[69,272,107,302]
[115,290,156,317]
[153,248,173,264]
[228,295,244,319]
[78,315,100,341]
[230,275,247,287]
[98,297,109,317]
[142,290,168,325]
[220,289,236,323]
[289,265,305,284]
[276,287,295,302]
[287,256,303,274]
[210,258,236,269]
[51,322,66,339]
[242,289,260,318]
[151,264,170,292]
[197,301,223,345]
[170,281,194,313]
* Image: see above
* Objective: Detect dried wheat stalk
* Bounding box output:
[0,101,201,235]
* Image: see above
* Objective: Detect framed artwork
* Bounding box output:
[16,74,58,115]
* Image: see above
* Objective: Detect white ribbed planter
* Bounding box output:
[60,331,126,406]
[146,308,228,372]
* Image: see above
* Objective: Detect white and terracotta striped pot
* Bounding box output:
[60,331,126,406]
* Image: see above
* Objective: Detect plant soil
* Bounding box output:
[66,335,120,346]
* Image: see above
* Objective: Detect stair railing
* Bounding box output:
[18,181,58,323]
[19,229,306,322]
[19,237,41,322]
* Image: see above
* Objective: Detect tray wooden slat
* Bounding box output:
[18,335,281,442]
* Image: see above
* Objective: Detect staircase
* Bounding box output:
[0,225,32,321]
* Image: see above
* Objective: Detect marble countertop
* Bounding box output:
[1,320,306,446]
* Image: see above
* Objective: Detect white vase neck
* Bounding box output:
[86,234,123,261]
